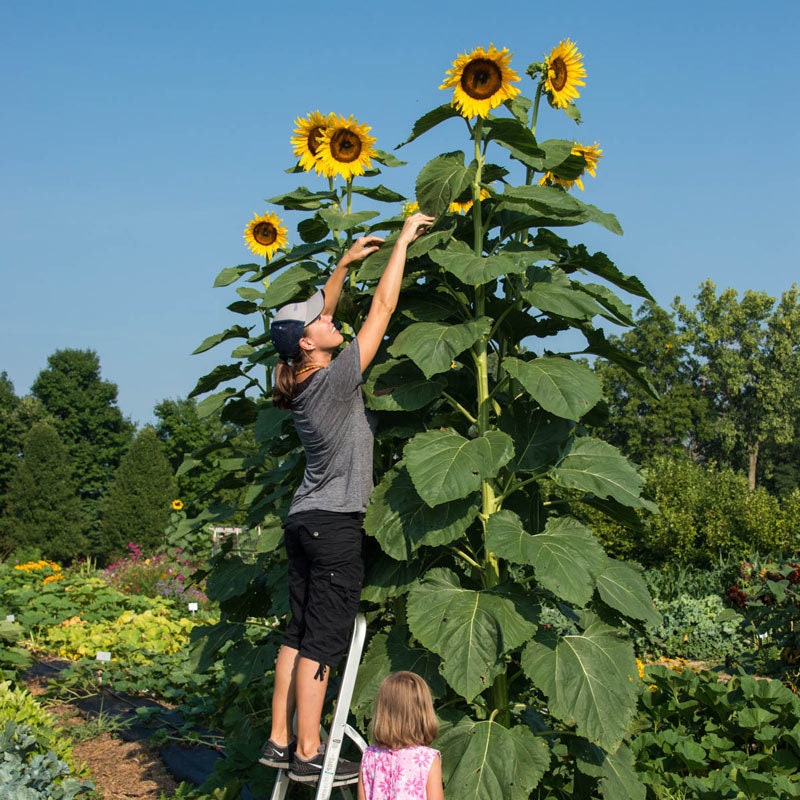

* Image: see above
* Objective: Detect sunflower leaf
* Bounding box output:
[261,262,320,309]
[318,208,379,233]
[192,325,252,355]
[389,317,491,379]
[396,104,462,149]
[214,264,259,288]
[266,186,337,210]
[371,149,407,168]
[504,356,602,419]
[483,118,546,167]
[351,184,406,203]
[429,240,526,286]
[523,267,605,321]
[416,151,475,218]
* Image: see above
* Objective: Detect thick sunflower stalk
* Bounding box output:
[186,40,660,800]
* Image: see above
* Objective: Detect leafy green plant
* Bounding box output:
[185,39,661,800]
[0,721,94,800]
[633,665,800,799]
[0,618,34,679]
[634,594,746,662]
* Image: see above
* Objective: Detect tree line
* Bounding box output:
[0,349,252,564]
[1,280,798,566]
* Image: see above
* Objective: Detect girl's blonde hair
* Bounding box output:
[371,671,438,750]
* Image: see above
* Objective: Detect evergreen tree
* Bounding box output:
[31,349,134,535]
[100,426,177,560]
[0,421,85,561]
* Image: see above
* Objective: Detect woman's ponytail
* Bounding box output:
[272,358,297,409]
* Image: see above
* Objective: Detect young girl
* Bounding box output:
[358,672,444,800]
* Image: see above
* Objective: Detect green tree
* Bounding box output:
[184,43,660,800]
[100,426,178,560]
[31,349,134,533]
[153,396,256,518]
[0,421,85,561]
[592,302,712,464]
[675,281,800,490]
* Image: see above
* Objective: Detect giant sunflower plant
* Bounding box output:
[184,41,660,800]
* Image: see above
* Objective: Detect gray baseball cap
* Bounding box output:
[270,290,325,359]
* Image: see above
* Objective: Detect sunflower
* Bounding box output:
[538,142,602,191]
[402,200,420,217]
[172,499,184,511]
[440,44,520,119]
[543,39,586,109]
[449,187,491,214]
[244,211,288,259]
[291,110,335,173]
[315,114,377,181]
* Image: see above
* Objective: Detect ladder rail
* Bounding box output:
[269,613,368,800]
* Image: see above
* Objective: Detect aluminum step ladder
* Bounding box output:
[269,612,368,800]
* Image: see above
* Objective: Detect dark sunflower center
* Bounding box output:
[550,57,567,91]
[306,125,324,156]
[461,58,502,100]
[330,129,362,163]
[253,221,277,246]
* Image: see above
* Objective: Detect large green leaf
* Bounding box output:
[350,184,406,203]
[416,151,475,217]
[504,356,602,420]
[253,406,291,444]
[364,359,445,412]
[497,184,622,236]
[550,437,649,509]
[351,627,445,727]
[265,186,336,210]
[595,561,660,626]
[396,103,462,148]
[486,512,607,606]
[483,118,546,168]
[408,568,535,701]
[192,325,252,355]
[524,267,605,321]
[354,226,455,281]
[438,715,550,800]
[389,318,491,378]
[522,620,638,750]
[318,208,379,233]
[213,263,259,288]
[362,552,421,602]
[499,407,571,474]
[404,428,514,507]
[262,262,320,309]
[365,465,477,559]
[429,240,527,286]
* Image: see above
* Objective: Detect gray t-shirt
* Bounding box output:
[288,340,374,515]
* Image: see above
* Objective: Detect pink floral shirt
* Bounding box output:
[360,745,440,800]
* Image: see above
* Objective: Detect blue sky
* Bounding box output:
[2,0,798,426]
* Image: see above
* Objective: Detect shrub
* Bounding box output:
[635,594,747,662]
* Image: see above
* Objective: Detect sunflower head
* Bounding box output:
[315,114,377,181]
[291,111,335,174]
[449,187,491,214]
[440,44,521,119]
[244,211,288,260]
[402,200,420,218]
[538,141,602,191]
[543,39,586,109]
[172,499,184,511]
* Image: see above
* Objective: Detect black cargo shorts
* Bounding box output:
[282,509,364,669]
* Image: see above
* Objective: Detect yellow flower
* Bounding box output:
[244,211,288,260]
[543,39,586,109]
[172,499,184,511]
[440,44,520,119]
[538,142,602,191]
[401,201,420,217]
[315,114,377,181]
[291,110,335,174]
[449,187,491,214]
[43,573,64,584]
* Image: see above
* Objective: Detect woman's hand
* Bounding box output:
[396,212,435,247]
[343,235,384,265]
